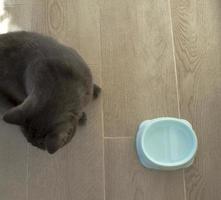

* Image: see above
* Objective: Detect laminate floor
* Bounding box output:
[0,0,220,199]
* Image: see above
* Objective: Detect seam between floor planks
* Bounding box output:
[167,0,186,200]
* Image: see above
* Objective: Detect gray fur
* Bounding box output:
[0,31,101,154]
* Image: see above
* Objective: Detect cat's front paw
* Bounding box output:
[93,84,101,99]
[79,112,87,125]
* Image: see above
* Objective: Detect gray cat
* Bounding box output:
[0,31,101,154]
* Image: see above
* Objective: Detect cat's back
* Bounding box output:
[0,31,61,58]
[0,31,89,69]
[0,31,92,88]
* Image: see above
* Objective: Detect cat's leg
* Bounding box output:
[93,84,101,99]
[0,84,26,116]
[0,92,15,114]
[79,112,87,125]
[0,82,26,105]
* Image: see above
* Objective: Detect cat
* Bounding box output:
[0,31,101,154]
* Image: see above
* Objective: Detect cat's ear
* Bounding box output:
[45,121,77,154]
[2,97,32,125]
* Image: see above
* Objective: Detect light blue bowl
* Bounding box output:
[136,117,198,170]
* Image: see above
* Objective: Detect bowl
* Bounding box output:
[136,117,198,170]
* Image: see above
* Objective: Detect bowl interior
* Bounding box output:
[142,120,196,165]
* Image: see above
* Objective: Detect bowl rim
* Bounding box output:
[141,118,198,167]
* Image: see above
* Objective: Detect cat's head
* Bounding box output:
[2,99,79,153]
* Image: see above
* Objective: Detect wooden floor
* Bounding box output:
[0,0,221,199]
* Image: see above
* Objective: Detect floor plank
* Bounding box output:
[66,92,104,200]
[0,2,36,200]
[0,4,30,199]
[2,1,104,200]
[42,0,101,66]
[100,0,179,137]
[170,0,221,199]
[2,1,46,33]
[0,121,27,200]
[105,139,185,200]
[27,65,104,200]
[3,0,44,6]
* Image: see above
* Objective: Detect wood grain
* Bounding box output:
[100,0,179,137]
[170,0,221,199]
[43,0,101,66]
[105,139,185,200]
[3,0,44,6]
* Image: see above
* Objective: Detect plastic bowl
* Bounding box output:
[136,117,198,170]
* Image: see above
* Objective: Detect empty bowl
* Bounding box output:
[136,117,198,170]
